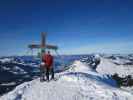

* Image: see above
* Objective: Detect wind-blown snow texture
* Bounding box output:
[1,56,133,100]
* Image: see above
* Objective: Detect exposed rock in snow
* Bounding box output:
[1,60,133,100]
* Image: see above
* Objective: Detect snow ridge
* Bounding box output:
[1,60,133,100]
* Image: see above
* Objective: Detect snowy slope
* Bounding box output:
[1,60,133,100]
[97,57,133,77]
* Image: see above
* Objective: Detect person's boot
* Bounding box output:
[47,77,49,82]
[51,75,54,80]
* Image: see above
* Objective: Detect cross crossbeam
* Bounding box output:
[28,32,58,50]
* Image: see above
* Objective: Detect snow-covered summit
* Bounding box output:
[1,60,133,100]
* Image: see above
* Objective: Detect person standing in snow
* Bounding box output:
[42,51,54,81]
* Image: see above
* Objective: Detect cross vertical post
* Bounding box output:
[28,32,58,58]
[41,32,46,55]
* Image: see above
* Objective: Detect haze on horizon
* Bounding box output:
[0,0,133,56]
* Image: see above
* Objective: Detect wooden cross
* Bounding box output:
[28,32,58,52]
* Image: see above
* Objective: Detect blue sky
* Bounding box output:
[0,0,133,56]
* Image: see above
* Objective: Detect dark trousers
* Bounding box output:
[46,67,54,81]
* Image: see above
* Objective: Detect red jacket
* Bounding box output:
[42,53,53,68]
